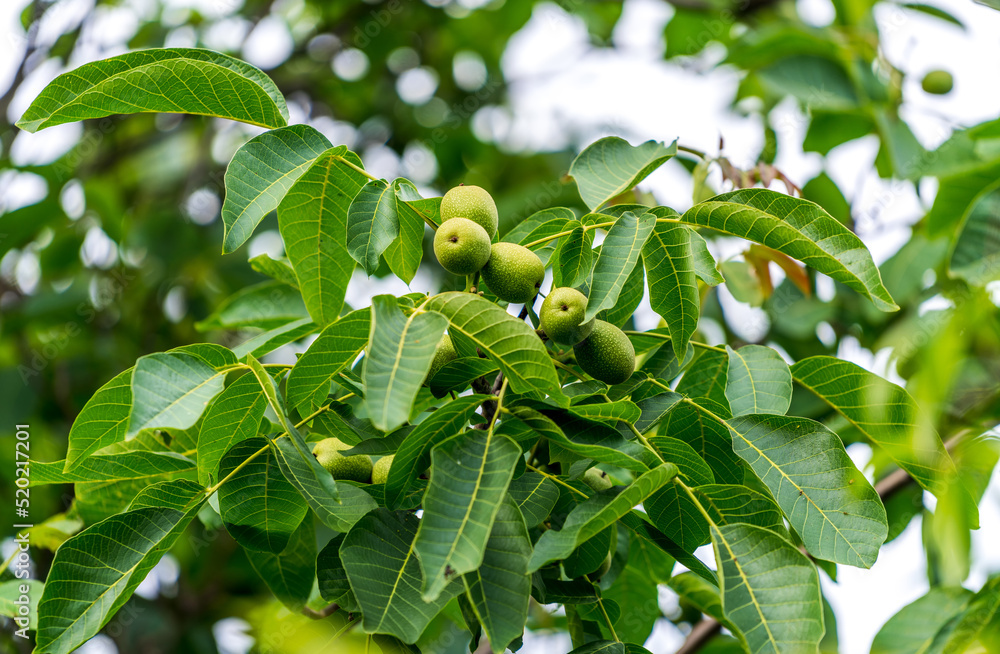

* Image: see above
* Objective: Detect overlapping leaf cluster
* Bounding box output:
[18,50,998,654]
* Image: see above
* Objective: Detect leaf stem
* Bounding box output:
[333,155,378,182]
[626,422,665,464]
[595,594,621,642]
[677,144,709,159]
[681,397,730,428]
[204,442,270,495]
[526,462,589,498]
[623,331,726,353]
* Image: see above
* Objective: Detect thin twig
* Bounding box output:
[675,618,722,654]
[301,602,340,620]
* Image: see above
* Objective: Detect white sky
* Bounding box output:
[2,0,999,653]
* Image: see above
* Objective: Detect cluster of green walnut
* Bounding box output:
[431,184,636,386]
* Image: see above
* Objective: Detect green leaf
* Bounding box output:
[620,511,717,586]
[415,429,521,601]
[383,395,490,509]
[662,398,743,485]
[347,178,399,275]
[196,281,308,330]
[680,188,898,311]
[569,137,678,210]
[871,587,973,654]
[553,225,594,288]
[790,356,972,516]
[585,211,657,322]
[948,179,1000,286]
[16,48,288,133]
[603,546,661,644]
[599,253,646,328]
[221,125,332,253]
[127,351,225,437]
[341,509,463,644]
[197,372,267,485]
[527,464,678,571]
[725,345,793,416]
[633,391,683,432]
[364,295,448,432]
[567,400,641,424]
[383,179,427,284]
[232,318,317,360]
[668,571,729,625]
[30,452,194,486]
[424,293,563,399]
[244,516,316,611]
[711,522,824,654]
[286,308,371,409]
[727,413,888,567]
[271,432,376,533]
[504,207,578,264]
[691,230,724,286]
[676,349,729,408]
[502,405,649,473]
[65,369,132,471]
[644,437,715,551]
[34,480,205,654]
[317,534,352,604]
[0,579,43,629]
[644,217,700,357]
[507,471,560,528]
[278,147,369,324]
[567,640,653,654]
[924,575,1000,654]
[218,436,308,553]
[693,484,786,534]
[463,496,532,653]
[248,253,299,289]
[428,357,500,398]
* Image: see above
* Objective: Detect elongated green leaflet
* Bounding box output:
[680,188,898,311]
[16,48,288,133]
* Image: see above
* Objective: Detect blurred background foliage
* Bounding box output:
[1,0,999,652]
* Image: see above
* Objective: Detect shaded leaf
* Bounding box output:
[347,178,398,275]
[528,464,678,571]
[384,395,490,508]
[244,516,316,610]
[218,436,307,553]
[871,587,973,654]
[341,509,463,644]
[507,472,560,528]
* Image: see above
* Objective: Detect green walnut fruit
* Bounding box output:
[481,242,545,304]
[540,287,595,346]
[582,466,612,492]
[588,552,613,580]
[371,455,394,485]
[574,320,636,385]
[427,334,457,382]
[922,70,954,95]
[434,217,492,276]
[440,184,499,238]
[313,438,372,483]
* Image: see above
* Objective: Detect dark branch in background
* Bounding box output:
[0,0,42,152]
[676,432,966,654]
[301,602,340,620]
[676,618,723,654]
